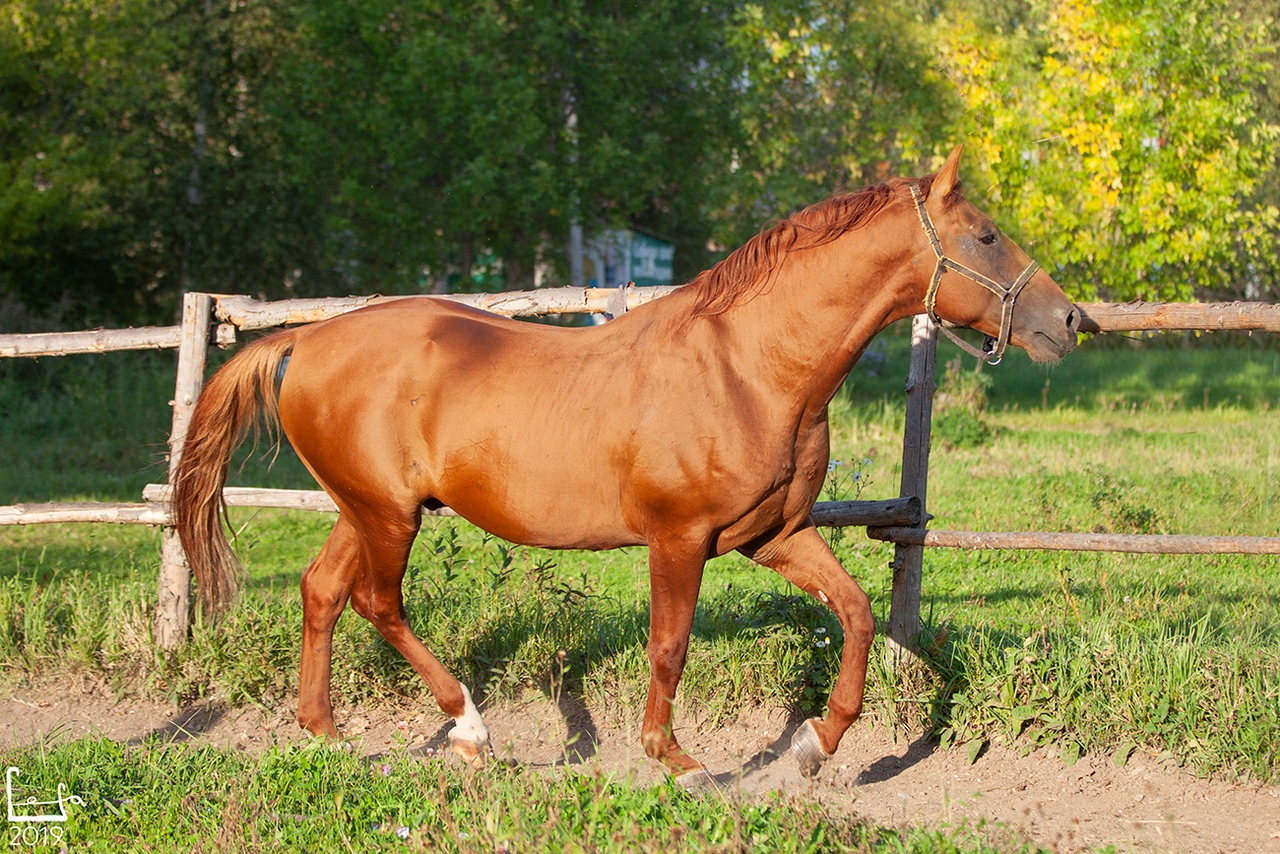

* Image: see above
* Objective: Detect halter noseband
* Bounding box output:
[909,183,1039,366]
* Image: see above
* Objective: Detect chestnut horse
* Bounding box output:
[174,147,1078,784]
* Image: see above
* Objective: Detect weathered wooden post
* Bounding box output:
[155,292,213,649]
[887,314,938,659]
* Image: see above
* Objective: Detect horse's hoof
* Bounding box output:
[448,731,491,767]
[790,718,831,779]
[675,767,718,793]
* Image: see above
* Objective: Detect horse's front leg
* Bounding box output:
[745,524,874,777]
[642,537,710,785]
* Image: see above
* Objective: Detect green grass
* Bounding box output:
[0,349,314,504]
[0,353,173,502]
[0,737,1055,853]
[3,325,1280,849]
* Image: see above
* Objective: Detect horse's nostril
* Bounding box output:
[1066,308,1080,334]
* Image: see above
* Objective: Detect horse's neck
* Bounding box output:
[717,213,924,405]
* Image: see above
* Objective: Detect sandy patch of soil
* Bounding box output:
[3,683,1277,853]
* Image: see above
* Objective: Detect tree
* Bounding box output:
[8,0,1270,322]
[937,0,1279,301]
[0,0,320,324]
[0,0,168,323]
[271,0,738,294]
[1231,0,1280,296]
[711,0,958,250]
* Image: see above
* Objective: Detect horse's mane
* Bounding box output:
[689,173,963,317]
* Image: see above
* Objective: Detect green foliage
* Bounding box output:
[1233,0,1280,296]
[0,0,740,320]
[274,0,739,292]
[711,0,956,248]
[938,0,1280,301]
[0,0,165,322]
[3,0,1276,321]
[0,0,315,324]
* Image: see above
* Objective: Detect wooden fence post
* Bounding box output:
[887,314,938,660]
[155,293,212,649]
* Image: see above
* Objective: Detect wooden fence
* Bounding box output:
[4,290,1280,652]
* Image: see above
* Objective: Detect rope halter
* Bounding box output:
[909,183,1040,366]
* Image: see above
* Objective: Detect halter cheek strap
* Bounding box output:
[909,183,1039,366]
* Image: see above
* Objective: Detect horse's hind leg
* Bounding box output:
[297,515,361,738]
[745,525,874,777]
[641,537,710,783]
[346,510,490,765]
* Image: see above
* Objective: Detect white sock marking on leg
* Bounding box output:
[450,684,489,744]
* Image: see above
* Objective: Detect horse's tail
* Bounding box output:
[172,329,300,617]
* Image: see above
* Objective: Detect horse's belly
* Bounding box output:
[436,480,642,551]
[421,376,647,549]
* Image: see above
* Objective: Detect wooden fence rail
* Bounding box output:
[3,288,1280,652]
[0,324,236,358]
[0,502,169,526]
[212,285,681,331]
[867,527,1280,555]
[1076,300,1280,333]
[0,326,183,358]
[5,298,1271,359]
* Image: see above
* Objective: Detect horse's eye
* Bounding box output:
[979,233,998,246]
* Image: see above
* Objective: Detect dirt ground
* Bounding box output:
[2,682,1277,853]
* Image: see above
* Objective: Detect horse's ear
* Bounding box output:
[932,144,964,200]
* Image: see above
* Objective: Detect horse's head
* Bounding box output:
[912,146,1079,364]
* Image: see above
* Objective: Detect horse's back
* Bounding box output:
[276,297,651,548]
